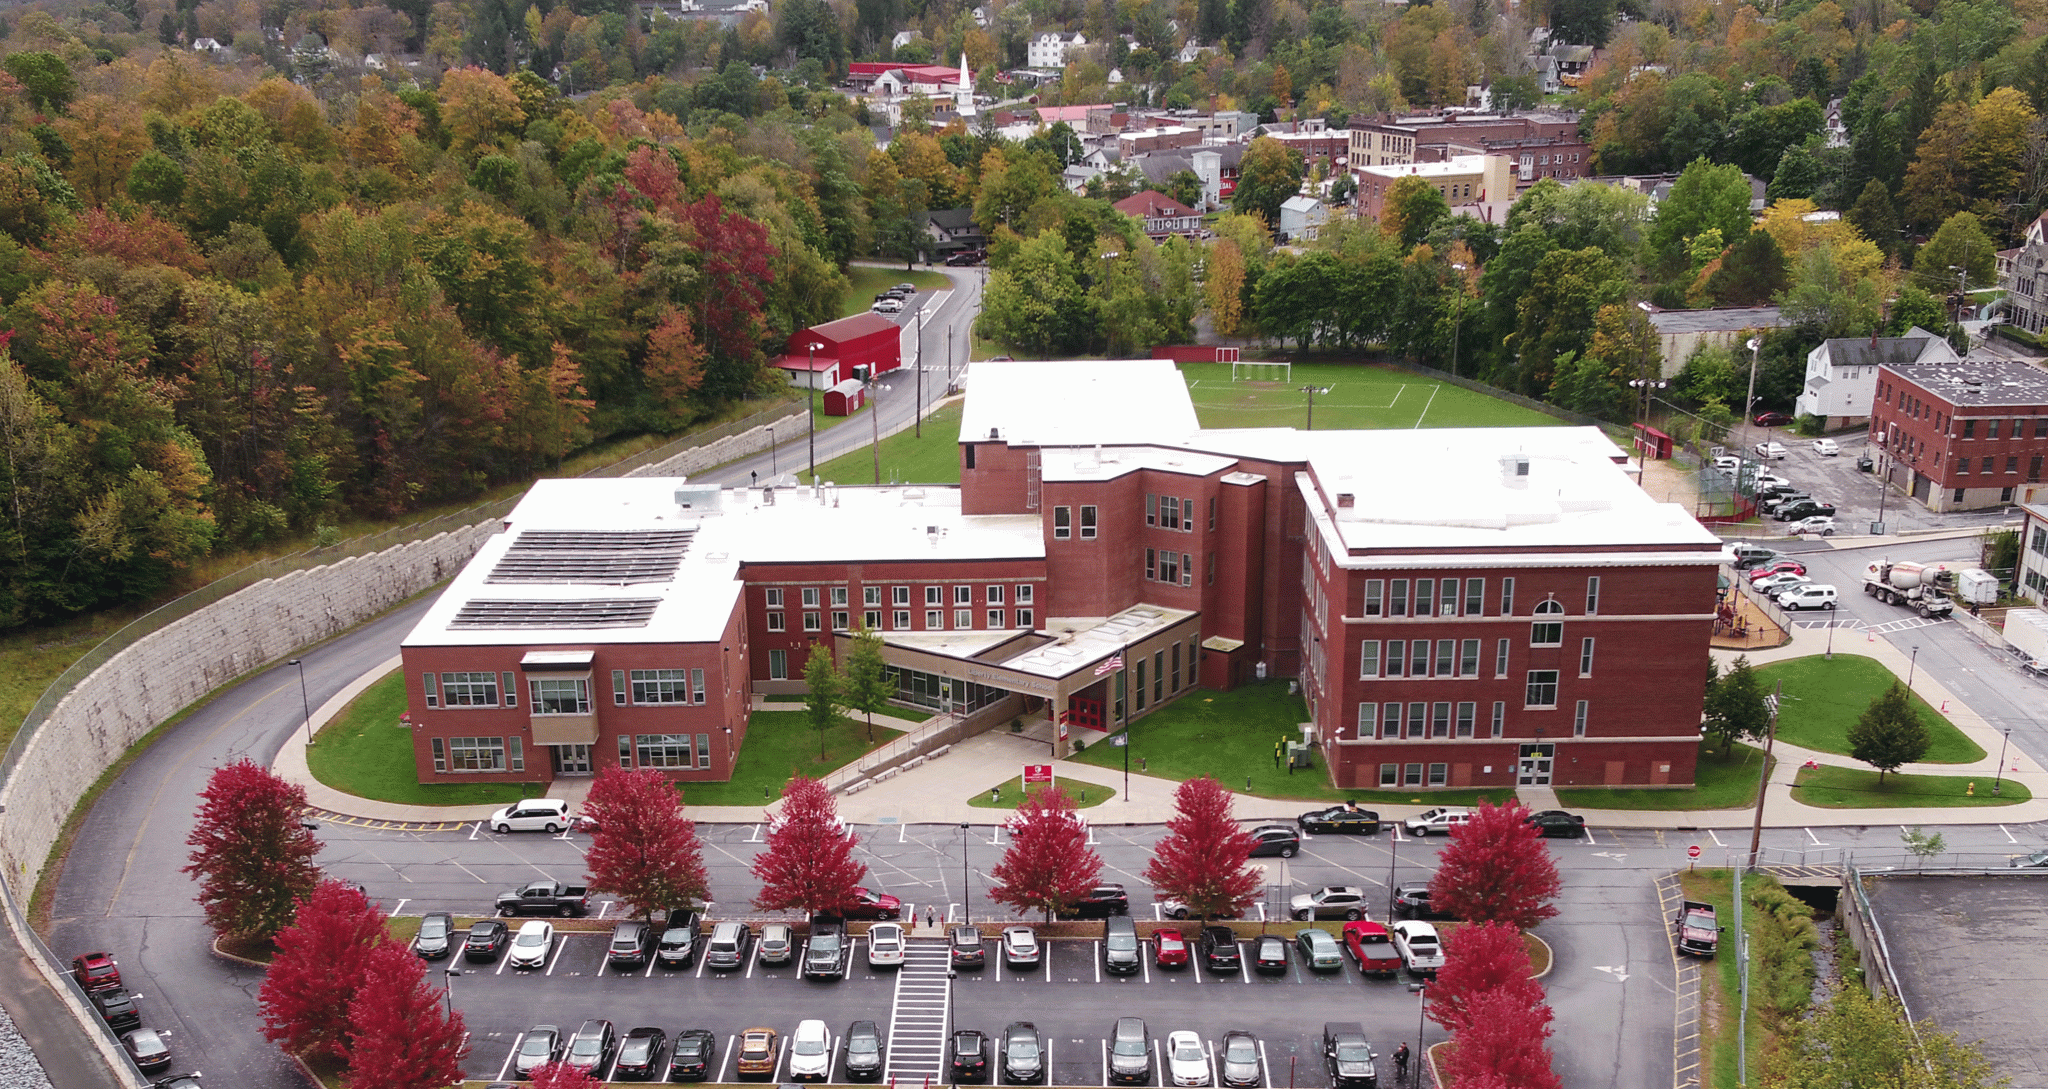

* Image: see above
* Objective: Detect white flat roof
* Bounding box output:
[1039,445,1238,482]
[959,359,1199,447]
[1358,155,1501,179]
[404,479,1041,648]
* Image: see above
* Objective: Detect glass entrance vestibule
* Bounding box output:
[886,666,1007,714]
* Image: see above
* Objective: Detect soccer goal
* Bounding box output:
[1229,354,1291,384]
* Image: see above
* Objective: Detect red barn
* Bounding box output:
[777,313,902,390]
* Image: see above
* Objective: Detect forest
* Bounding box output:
[0,0,2041,630]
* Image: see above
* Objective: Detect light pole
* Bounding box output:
[1407,981,1429,1081]
[1908,645,1920,689]
[1448,262,1467,377]
[1996,728,2012,795]
[868,368,883,484]
[443,966,460,1017]
[1387,827,1400,919]
[1300,385,1331,430]
[1628,376,1668,480]
[805,341,824,483]
[959,821,972,923]
[1873,428,1889,535]
[914,308,925,439]
[1099,251,1120,355]
[287,658,312,750]
[723,726,733,775]
[1743,336,1762,431]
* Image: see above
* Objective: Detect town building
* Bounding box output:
[1112,190,1203,240]
[1997,212,2048,338]
[2017,501,2048,602]
[1353,155,1516,221]
[1348,112,1590,192]
[1027,32,1086,69]
[773,313,903,390]
[400,361,1721,791]
[1278,195,1329,243]
[1643,306,1787,379]
[1795,327,1954,429]
[1869,357,2048,512]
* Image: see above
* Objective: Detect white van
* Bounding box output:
[488,798,572,833]
[1776,584,1838,610]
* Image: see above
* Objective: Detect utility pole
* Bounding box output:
[1745,682,1782,870]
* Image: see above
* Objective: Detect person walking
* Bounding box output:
[1394,1042,1410,1083]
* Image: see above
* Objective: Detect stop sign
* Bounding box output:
[1688,845,1702,859]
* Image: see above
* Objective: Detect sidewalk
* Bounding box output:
[275,629,2048,831]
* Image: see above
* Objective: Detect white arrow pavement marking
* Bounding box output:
[1591,851,1628,862]
[1593,965,1630,983]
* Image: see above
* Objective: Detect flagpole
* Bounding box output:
[1121,634,1132,801]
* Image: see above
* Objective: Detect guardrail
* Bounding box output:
[1733,574,1796,637]
[827,699,1022,794]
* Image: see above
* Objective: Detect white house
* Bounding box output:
[1028,32,1085,69]
[1278,195,1329,243]
[1795,326,1957,429]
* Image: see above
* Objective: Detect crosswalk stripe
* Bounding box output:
[885,941,955,1082]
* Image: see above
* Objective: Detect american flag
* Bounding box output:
[1094,654,1123,676]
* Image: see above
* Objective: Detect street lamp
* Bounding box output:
[1743,336,1762,431]
[443,966,461,1017]
[1300,385,1332,430]
[723,726,733,774]
[1872,428,1889,535]
[1908,645,1920,689]
[1996,728,2012,795]
[287,658,312,750]
[805,341,824,483]
[1407,981,1429,1080]
[1386,827,1400,920]
[959,821,972,924]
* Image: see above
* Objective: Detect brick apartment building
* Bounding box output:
[1348,111,1590,192]
[1354,155,1517,221]
[1869,358,2048,513]
[401,361,1721,791]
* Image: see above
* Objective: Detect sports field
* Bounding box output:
[1181,361,1566,430]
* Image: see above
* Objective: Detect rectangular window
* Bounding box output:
[1017,608,1033,628]
[802,587,819,607]
[1380,763,1399,787]
[691,668,704,704]
[1358,703,1379,738]
[1162,496,1181,529]
[1491,701,1505,738]
[1360,640,1382,677]
[767,611,786,631]
[1383,703,1403,739]
[1404,763,1424,786]
[1054,506,1072,539]
[1525,670,1559,708]
[989,609,1005,627]
[441,672,501,706]
[1574,700,1590,736]
[423,672,440,708]
[1440,579,1459,616]
[1159,551,1180,584]
[508,736,524,772]
[1389,579,1409,617]
[1958,458,1971,475]
[447,736,506,772]
[696,733,711,769]
[1580,637,1596,676]
[1983,457,1996,474]
[988,585,1005,605]
[1431,702,1451,737]
[1456,702,1475,738]
[2009,457,2021,474]
[1464,578,1484,616]
[1146,548,1157,581]
[1459,639,1480,677]
[832,611,849,630]
[1153,650,1165,701]
[955,586,972,605]
[1385,639,1404,677]
[831,587,848,607]
[955,609,973,628]
[613,669,630,706]
[926,609,942,628]
[1409,641,1429,677]
[502,672,517,707]
[1585,576,1600,615]
[635,733,693,768]
[431,737,445,772]
[1135,661,1148,710]
[768,649,787,679]
[765,588,783,608]
[1181,552,1194,587]
[1495,639,1510,677]
[1965,419,1977,437]
[1434,639,1454,677]
[632,669,689,704]
[1415,578,1434,616]
[1404,702,1425,739]
[1365,580,1384,616]
[803,612,821,632]
[1171,642,1182,690]
[529,678,589,714]
[1990,419,2002,439]
[894,586,911,606]
[865,610,882,630]
[1428,763,1448,787]
[865,586,882,607]
[926,586,942,605]
[1081,506,1097,539]
[1146,493,1158,526]
[1500,577,1515,616]
[1017,584,1033,604]
[893,610,911,630]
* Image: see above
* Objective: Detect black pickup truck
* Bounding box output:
[496,880,591,917]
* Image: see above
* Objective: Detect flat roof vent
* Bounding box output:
[674,483,723,512]
[1501,454,1531,488]
[1336,492,1355,508]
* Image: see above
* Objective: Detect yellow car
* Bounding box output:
[737,1026,780,1078]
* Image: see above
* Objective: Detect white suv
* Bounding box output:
[1753,441,1788,460]
[788,1020,831,1081]
[866,922,905,969]
[1402,807,1474,836]
[489,799,571,833]
[1777,584,1838,610]
[1811,438,1840,456]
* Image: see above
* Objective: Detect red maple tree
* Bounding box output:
[259,879,391,1060]
[182,757,322,941]
[1428,800,1561,930]
[1141,777,1261,920]
[583,765,710,921]
[989,786,1103,921]
[529,1062,606,1089]
[751,776,867,916]
[1438,987,1561,1089]
[343,941,469,1089]
[1426,921,1547,1036]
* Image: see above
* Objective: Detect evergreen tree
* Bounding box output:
[1848,682,1930,784]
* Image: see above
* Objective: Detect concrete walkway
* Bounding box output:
[276,626,2048,831]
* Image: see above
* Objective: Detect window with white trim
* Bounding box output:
[1389,579,1409,616]
[1456,702,1475,737]
[893,610,911,630]
[988,585,1005,604]
[955,609,972,628]
[1459,639,1480,676]
[440,672,500,706]
[765,588,783,608]
[865,610,882,630]
[1415,578,1435,616]
[865,586,882,607]
[631,669,689,703]
[832,610,849,630]
[1491,701,1505,737]
[1579,637,1595,676]
[1016,584,1033,604]
[1358,703,1378,737]
[1500,577,1515,616]
[1574,700,1589,736]
[1531,599,1564,646]
[1434,639,1454,676]
[529,678,589,714]
[802,587,819,607]
[1585,576,1601,615]
[1525,670,1559,709]
[1080,505,1097,539]
[768,649,787,679]
[1365,580,1384,616]
[446,736,506,772]
[926,586,943,605]
[1017,608,1033,628]
[1439,579,1459,616]
[1360,640,1382,678]
[1464,578,1484,615]
[803,612,821,632]
[636,734,692,767]
[989,609,1005,627]
[1495,638,1510,677]
[832,587,848,607]
[894,586,911,606]
[767,611,786,631]
[926,609,942,628]
[1054,506,1072,538]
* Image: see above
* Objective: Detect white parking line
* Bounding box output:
[1093,941,1102,983]
[1153,1039,1164,1084]
[1806,827,1830,846]
[696,948,711,978]
[1582,826,1599,846]
[597,900,616,919]
[1207,1039,1218,1086]
[718,1035,736,1083]
[1141,946,1151,984]
[545,936,567,976]
[1100,1040,1110,1087]
[1257,1038,1271,1087]
[643,955,656,978]
[496,1035,522,1081]
[469,822,483,841]
[388,899,409,917]
[1239,942,1251,984]
[1708,829,1726,847]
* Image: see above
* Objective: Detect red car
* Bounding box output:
[1754,411,1795,427]
[1341,922,1402,978]
[1747,559,1807,582]
[1154,928,1189,968]
[71,952,121,993]
[843,887,902,920]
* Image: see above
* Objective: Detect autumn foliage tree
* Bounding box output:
[183,758,322,942]
[1438,988,1561,1089]
[1427,922,1546,1036]
[343,941,469,1089]
[1427,800,1561,930]
[583,766,710,920]
[259,879,388,1061]
[751,776,867,916]
[529,1063,606,1089]
[1143,777,1261,921]
[989,786,1103,921]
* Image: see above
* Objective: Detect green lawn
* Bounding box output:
[841,267,952,317]
[1556,741,1768,810]
[1790,764,2030,808]
[678,709,902,807]
[1753,655,1983,763]
[965,776,1117,809]
[804,402,964,485]
[1064,681,1512,804]
[1179,362,1567,430]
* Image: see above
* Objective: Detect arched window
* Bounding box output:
[1530,599,1564,646]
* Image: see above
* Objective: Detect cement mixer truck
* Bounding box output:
[1862,560,1956,617]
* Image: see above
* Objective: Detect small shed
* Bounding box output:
[822,379,867,416]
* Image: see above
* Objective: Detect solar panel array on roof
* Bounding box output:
[486,530,694,584]
[450,598,662,629]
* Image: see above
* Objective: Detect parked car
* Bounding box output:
[871,297,904,314]
[1200,926,1244,972]
[806,918,848,979]
[787,1019,831,1082]
[1777,584,1839,610]
[1167,1030,1210,1087]
[488,798,572,833]
[893,283,917,295]
[1291,885,1371,921]
[1158,897,1244,921]
[704,919,751,971]
[1155,928,1189,968]
[618,1027,668,1080]
[1712,455,1742,474]
[514,1025,562,1077]
[1791,515,1837,536]
[1109,1018,1151,1085]
[463,919,509,961]
[735,1027,780,1079]
[950,925,986,968]
[150,1076,203,1089]
[1219,1031,1261,1088]
[413,911,455,959]
[844,887,903,920]
[1402,807,1474,836]
[122,1028,172,1072]
[1748,559,1809,581]
[1751,571,1813,595]
[1776,500,1837,522]
[608,920,654,969]
[1321,1023,1378,1089]
[1758,491,1810,513]
[1002,925,1041,969]
[1001,1022,1045,1084]
[1812,438,1840,456]
[1295,927,1344,971]
[2014,849,2048,869]
[1103,917,1142,974]
[1250,934,1288,974]
[757,922,794,965]
[91,988,141,1030]
[845,1020,885,1081]
[1341,921,1403,978]
[1246,824,1301,857]
[1392,884,1452,920]
[945,250,983,266]
[1297,805,1381,834]
[1753,441,1788,459]
[867,921,907,969]
[668,1028,718,1081]
[1390,920,1445,977]
[565,1019,618,1075]
[951,1030,990,1082]
[1058,884,1130,918]
[1732,546,1782,570]
[1525,810,1587,837]
[71,952,120,993]
[658,909,702,968]
[508,920,554,969]
[1754,411,1795,427]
